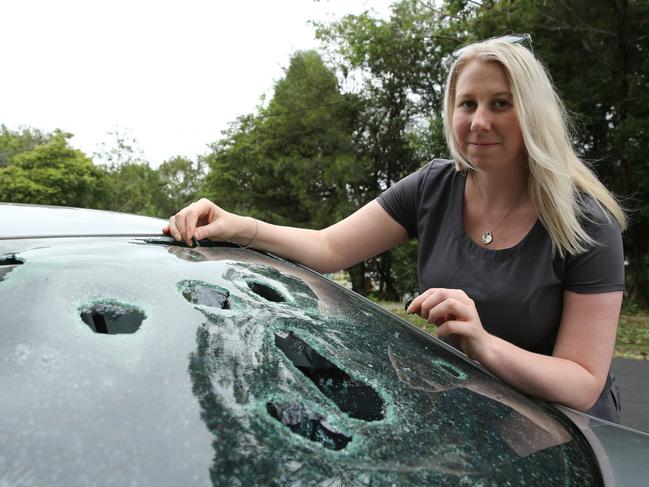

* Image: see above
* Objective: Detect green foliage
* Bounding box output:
[203,50,362,228]
[389,240,419,298]
[0,132,104,208]
[98,162,166,217]
[315,1,455,298]
[0,125,53,168]
[92,129,205,218]
[0,125,204,219]
[157,156,206,218]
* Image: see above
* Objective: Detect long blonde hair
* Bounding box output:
[443,37,626,257]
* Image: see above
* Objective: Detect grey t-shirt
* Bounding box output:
[377,159,625,421]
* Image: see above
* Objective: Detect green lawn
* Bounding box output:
[377,301,649,360]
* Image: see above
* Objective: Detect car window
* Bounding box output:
[0,238,603,485]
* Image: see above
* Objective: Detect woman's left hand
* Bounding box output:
[407,288,493,361]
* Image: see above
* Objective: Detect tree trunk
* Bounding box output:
[376,252,400,301]
[347,262,368,296]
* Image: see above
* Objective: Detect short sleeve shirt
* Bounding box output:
[377,159,625,356]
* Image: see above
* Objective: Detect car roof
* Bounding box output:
[0,203,166,239]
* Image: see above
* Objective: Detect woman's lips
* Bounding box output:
[468,142,498,148]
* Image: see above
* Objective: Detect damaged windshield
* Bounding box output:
[0,238,602,485]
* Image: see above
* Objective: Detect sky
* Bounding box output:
[1,0,392,166]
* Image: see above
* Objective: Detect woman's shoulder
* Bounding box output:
[417,158,461,186]
[578,194,622,232]
[422,157,457,174]
[563,195,625,292]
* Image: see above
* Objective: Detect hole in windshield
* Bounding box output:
[80,301,146,334]
[266,402,351,451]
[438,361,465,379]
[275,332,385,421]
[0,254,23,282]
[181,282,230,309]
[248,282,285,303]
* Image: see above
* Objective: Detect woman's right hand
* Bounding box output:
[162,198,248,246]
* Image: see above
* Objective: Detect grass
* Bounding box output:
[376,301,649,360]
[616,312,649,359]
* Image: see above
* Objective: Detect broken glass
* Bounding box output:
[0,237,602,486]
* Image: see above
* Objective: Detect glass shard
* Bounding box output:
[275,331,384,421]
[266,402,351,451]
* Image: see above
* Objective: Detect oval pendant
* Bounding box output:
[481,232,493,245]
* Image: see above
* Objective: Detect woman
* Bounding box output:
[164,35,626,422]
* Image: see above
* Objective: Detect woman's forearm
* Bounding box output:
[165,199,408,274]
[477,334,605,411]
[241,201,409,273]
[244,219,341,273]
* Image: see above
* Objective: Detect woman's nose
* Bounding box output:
[470,105,491,132]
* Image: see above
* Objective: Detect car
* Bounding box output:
[1,202,648,486]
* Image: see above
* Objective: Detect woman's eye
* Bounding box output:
[493,99,511,109]
[459,100,476,109]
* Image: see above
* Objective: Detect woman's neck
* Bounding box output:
[467,167,530,210]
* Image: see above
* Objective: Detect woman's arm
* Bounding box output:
[407,288,622,411]
[163,198,410,274]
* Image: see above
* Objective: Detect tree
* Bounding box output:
[315,1,457,299]
[99,162,168,217]
[204,50,362,228]
[92,127,176,218]
[93,127,146,168]
[0,131,104,208]
[0,125,52,168]
[157,155,206,218]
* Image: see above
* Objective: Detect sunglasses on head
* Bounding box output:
[452,33,533,59]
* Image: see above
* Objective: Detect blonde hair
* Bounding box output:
[443,37,626,257]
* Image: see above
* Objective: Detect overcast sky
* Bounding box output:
[1,0,392,166]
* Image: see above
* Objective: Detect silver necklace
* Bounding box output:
[472,176,524,246]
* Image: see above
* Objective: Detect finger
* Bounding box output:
[426,298,469,325]
[180,205,203,246]
[435,313,454,327]
[436,320,465,338]
[185,200,216,243]
[193,220,221,241]
[161,224,170,234]
[419,289,455,319]
[173,210,187,242]
[407,288,439,313]
[168,216,181,241]
[181,208,197,245]
[179,201,201,242]
[436,321,469,354]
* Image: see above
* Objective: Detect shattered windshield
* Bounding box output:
[0,238,602,485]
